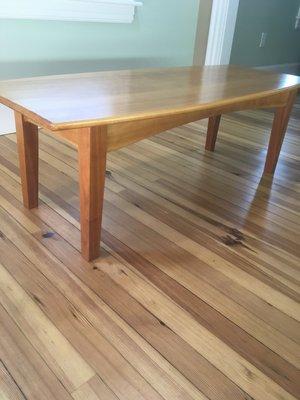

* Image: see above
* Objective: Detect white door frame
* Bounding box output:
[205,0,240,66]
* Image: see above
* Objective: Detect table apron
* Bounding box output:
[39,90,291,151]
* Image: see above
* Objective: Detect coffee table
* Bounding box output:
[0,66,299,261]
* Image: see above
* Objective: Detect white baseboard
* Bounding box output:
[256,62,300,75]
[0,105,15,135]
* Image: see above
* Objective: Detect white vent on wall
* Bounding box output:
[0,0,143,23]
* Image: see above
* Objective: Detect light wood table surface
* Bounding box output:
[0,65,299,261]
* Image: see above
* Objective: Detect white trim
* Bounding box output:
[0,105,15,135]
[256,62,300,69]
[295,4,300,29]
[0,0,143,24]
[256,62,300,74]
[205,0,240,65]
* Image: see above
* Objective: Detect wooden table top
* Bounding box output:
[0,65,299,131]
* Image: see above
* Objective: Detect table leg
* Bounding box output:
[78,126,107,261]
[205,115,221,151]
[264,91,297,174]
[15,112,39,209]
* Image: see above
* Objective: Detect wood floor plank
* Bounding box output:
[103,188,300,307]
[0,203,208,400]
[105,156,300,262]
[120,138,300,213]
[108,151,299,254]
[113,165,299,268]
[106,213,299,347]
[0,207,243,400]
[103,231,300,398]
[5,130,298,302]
[0,263,95,392]
[0,204,291,400]
[0,224,189,400]
[0,171,296,394]
[2,138,298,316]
[0,305,73,400]
[72,376,120,400]
[102,170,300,280]
[4,131,300,255]
[95,255,297,400]
[118,186,300,288]
[0,361,26,400]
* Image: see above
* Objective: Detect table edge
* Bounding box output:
[1,84,299,132]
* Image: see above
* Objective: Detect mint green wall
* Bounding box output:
[230,0,300,66]
[0,0,200,79]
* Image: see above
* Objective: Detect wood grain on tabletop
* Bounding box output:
[0,66,299,130]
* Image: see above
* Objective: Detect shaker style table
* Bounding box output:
[0,66,299,261]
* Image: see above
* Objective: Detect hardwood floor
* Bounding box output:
[0,98,299,400]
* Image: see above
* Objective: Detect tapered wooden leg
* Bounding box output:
[205,115,221,151]
[15,112,39,209]
[78,126,107,261]
[264,91,297,174]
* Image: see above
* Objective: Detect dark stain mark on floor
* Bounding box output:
[42,232,55,239]
[32,294,45,307]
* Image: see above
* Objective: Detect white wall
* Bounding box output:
[0,105,16,135]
